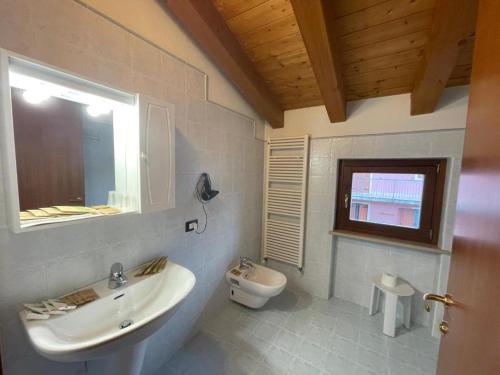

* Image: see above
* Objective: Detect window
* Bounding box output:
[335,159,446,244]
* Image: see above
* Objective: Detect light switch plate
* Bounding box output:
[185,219,198,232]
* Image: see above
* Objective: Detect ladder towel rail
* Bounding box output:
[262,135,309,270]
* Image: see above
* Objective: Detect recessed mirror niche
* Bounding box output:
[2,55,140,230]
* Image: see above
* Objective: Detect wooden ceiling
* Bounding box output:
[212,0,474,109]
[164,0,476,127]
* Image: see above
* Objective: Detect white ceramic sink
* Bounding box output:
[20,261,195,374]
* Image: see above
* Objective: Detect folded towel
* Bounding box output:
[60,288,99,307]
[23,299,78,320]
[135,256,168,276]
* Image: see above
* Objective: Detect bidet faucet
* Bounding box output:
[239,257,254,270]
[108,262,128,289]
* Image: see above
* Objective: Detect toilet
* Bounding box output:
[225,262,287,308]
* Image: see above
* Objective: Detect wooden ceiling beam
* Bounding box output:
[291,0,346,123]
[164,0,284,128]
[411,0,478,115]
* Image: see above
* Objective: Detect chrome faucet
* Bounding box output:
[239,257,254,270]
[108,262,128,289]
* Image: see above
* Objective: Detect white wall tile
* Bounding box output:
[310,157,331,176]
[45,250,101,297]
[310,138,332,157]
[161,54,187,94]
[275,130,464,328]
[185,67,206,101]
[0,2,265,374]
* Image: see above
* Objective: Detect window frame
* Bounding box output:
[334,159,447,245]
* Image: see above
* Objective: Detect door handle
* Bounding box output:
[68,197,83,203]
[344,193,349,208]
[423,293,456,312]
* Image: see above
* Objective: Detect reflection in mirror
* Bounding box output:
[7,57,139,228]
[83,111,115,207]
[11,87,116,209]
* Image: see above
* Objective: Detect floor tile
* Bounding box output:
[330,335,359,360]
[335,320,360,343]
[410,336,440,358]
[302,325,335,350]
[284,310,314,335]
[253,321,281,341]
[387,342,419,368]
[357,346,389,375]
[157,290,439,375]
[264,344,295,374]
[388,359,421,375]
[289,357,322,375]
[416,353,438,374]
[273,329,302,353]
[323,352,358,375]
[226,352,263,375]
[311,311,336,330]
[239,334,272,361]
[295,339,328,368]
[358,331,388,356]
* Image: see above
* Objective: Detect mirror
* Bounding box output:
[4,55,139,229]
[11,87,116,210]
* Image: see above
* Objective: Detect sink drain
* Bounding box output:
[119,319,133,329]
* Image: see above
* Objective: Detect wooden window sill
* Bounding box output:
[329,229,450,255]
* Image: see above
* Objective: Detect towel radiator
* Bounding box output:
[262,135,309,270]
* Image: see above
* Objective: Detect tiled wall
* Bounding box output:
[0,1,264,374]
[269,130,464,327]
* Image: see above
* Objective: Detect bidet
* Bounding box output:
[226,263,286,308]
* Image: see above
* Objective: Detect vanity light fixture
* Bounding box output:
[86,103,111,117]
[22,88,50,104]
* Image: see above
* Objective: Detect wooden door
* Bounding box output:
[11,87,85,210]
[436,1,500,374]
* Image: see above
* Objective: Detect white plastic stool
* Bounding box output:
[369,275,415,337]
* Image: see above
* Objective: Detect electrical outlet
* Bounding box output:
[185,219,198,232]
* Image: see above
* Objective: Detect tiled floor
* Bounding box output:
[155,289,439,375]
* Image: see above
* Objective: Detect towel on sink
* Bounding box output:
[60,288,99,307]
[135,256,168,276]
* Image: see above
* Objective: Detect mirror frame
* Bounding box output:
[0,49,140,233]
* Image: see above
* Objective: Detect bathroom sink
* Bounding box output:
[19,261,195,373]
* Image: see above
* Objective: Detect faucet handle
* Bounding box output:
[239,257,254,267]
[108,262,127,289]
[110,262,124,277]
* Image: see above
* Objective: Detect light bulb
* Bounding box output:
[23,89,50,104]
[86,104,111,117]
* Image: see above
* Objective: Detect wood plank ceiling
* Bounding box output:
[212,0,474,111]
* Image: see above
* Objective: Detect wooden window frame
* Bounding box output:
[335,159,447,245]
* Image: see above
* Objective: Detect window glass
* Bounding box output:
[335,159,446,244]
[349,173,424,229]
